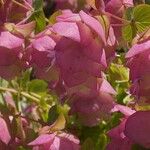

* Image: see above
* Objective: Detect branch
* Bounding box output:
[0,87,40,104]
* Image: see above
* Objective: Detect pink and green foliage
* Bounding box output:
[0,0,150,149]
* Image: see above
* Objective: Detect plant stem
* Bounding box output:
[0,87,40,103]
[22,0,33,10]
[104,11,130,24]
[12,0,31,11]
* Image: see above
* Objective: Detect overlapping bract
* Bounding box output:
[0,31,25,79]
[28,133,80,150]
[1,0,150,149]
[107,106,150,149]
[126,33,150,102]
[52,10,116,126]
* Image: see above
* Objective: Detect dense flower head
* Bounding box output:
[26,28,60,82]
[107,105,150,149]
[53,10,116,87]
[0,31,25,79]
[1,1,150,149]
[51,10,116,126]
[126,34,150,101]
[70,91,115,126]
[107,119,132,150]
[124,111,150,149]
[107,105,135,150]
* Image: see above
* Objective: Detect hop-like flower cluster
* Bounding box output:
[3,0,149,149]
[51,10,116,126]
[126,31,150,102]
[107,105,150,149]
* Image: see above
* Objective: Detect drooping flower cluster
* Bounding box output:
[126,30,150,102]
[0,0,33,79]
[51,9,116,126]
[19,8,117,127]
[107,105,150,149]
[1,0,150,149]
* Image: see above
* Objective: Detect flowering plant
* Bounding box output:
[0,0,150,149]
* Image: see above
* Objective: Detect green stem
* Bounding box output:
[0,87,40,104]
[104,12,130,24]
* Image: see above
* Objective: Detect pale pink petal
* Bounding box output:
[125,111,150,148]
[99,79,116,94]
[28,134,55,146]
[79,11,106,44]
[111,104,135,116]
[53,22,80,42]
[126,40,150,58]
[0,31,24,49]
[0,117,11,144]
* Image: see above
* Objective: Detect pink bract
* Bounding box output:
[28,133,80,150]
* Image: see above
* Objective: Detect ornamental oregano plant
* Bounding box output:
[0,0,150,150]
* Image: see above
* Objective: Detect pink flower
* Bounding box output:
[53,11,109,87]
[107,105,135,150]
[28,133,80,150]
[52,11,116,126]
[69,78,116,126]
[0,31,24,79]
[26,30,59,82]
[105,0,133,16]
[124,111,150,149]
[126,39,150,100]
[55,36,106,87]
[0,117,11,145]
[55,0,78,10]
[105,0,134,40]
[107,119,132,150]
[70,92,114,126]
[107,106,150,149]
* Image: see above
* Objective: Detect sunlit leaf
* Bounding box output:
[28,79,48,93]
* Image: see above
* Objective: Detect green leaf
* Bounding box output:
[31,0,46,32]
[49,10,62,25]
[122,25,133,42]
[33,0,43,10]
[81,126,101,143]
[16,146,29,150]
[133,4,150,32]
[108,63,129,83]
[20,69,31,90]
[50,113,66,131]
[47,105,59,125]
[96,134,108,150]
[25,128,38,143]
[28,79,48,93]
[122,4,150,42]
[81,138,95,150]
[32,11,46,32]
